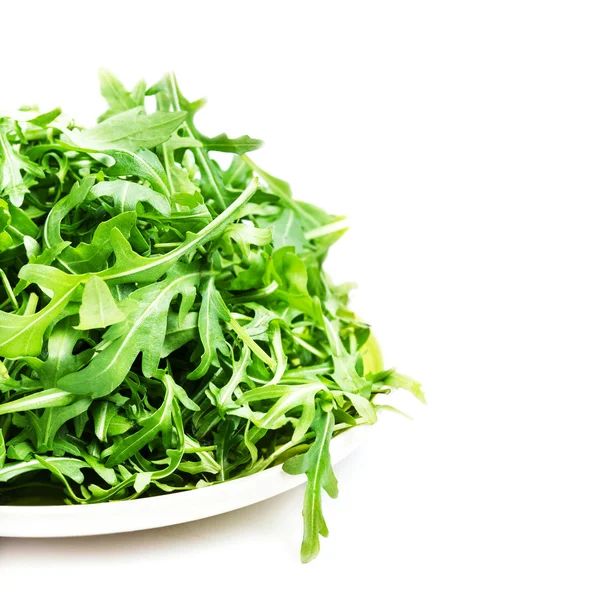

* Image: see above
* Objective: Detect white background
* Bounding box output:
[1,1,600,598]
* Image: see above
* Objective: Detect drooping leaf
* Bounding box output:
[283,409,338,563]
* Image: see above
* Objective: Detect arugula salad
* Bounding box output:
[0,71,424,561]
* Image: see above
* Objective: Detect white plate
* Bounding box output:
[0,423,370,538]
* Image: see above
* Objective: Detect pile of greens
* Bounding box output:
[0,71,424,562]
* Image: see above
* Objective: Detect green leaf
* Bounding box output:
[98,68,139,117]
[92,180,171,216]
[104,148,170,197]
[214,418,239,481]
[0,198,11,233]
[27,107,62,128]
[68,108,187,151]
[266,247,316,317]
[30,397,93,452]
[0,429,5,469]
[43,177,138,274]
[0,266,84,357]
[242,155,292,200]
[243,156,340,234]
[75,276,125,330]
[0,456,89,484]
[269,207,308,252]
[7,441,34,461]
[0,125,44,207]
[224,155,253,189]
[343,392,377,425]
[95,177,258,285]
[236,383,323,443]
[91,400,119,442]
[323,316,371,397]
[196,132,263,154]
[24,317,92,387]
[161,145,203,207]
[196,147,233,211]
[188,276,231,380]
[106,377,175,467]
[83,453,118,486]
[161,311,198,357]
[208,345,252,413]
[283,409,338,563]
[67,213,137,273]
[59,264,200,398]
[0,388,78,416]
[381,371,426,404]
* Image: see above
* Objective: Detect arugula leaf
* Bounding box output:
[0,267,84,357]
[98,69,144,121]
[94,177,257,285]
[188,276,231,380]
[0,121,44,207]
[235,383,323,443]
[0,388,77,416]
[0,430,5,469]
[104,148,171,197]
[75,276,125,330]
[91,180,171,216]
[269,207,308,252]
[30,397,93,452]
[68,108,187,151]
[161,311,198,357]
[283,409,338,563]
[42,177,138,274]
[27,108,62,128]
[208,345,252,413]
[265,247,316,317]
[0,456,89,484]
[106,381,174,467]
[323,316,371,397]
[196,133,263,154]
[24,317,93,387]
[91,400,119,443]
[60,264,200,397]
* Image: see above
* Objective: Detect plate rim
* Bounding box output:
[0,422,371,538]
